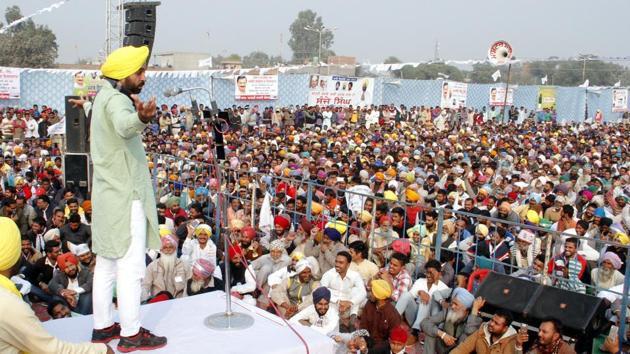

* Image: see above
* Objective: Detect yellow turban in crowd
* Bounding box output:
[358,210,372,223]
[101,45,149,80]
[384,190,398,201]
[0,217,20,271]
[371,279,392,300]
[406,189,420,202]
[325,220,347,235]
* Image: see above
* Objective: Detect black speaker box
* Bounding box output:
[64,96,89,153]
[63,153,91,195]
[125,22,155,37]
[122,2,160,54]
[474,272,541,322]
[125,7,155,22]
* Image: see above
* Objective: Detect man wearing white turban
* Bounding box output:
[270,259,319,318]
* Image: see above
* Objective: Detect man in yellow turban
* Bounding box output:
[360,279,401,351]
[69,45,167,352]
[0,217,112,353]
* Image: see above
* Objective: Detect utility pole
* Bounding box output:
[434,40,440,62]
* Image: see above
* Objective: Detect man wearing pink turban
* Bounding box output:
[185,259,224,296]
[142,234,188,301]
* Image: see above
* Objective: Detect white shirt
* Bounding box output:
[408,278,449,299]
[25,119,39,138]
[181,238,217,267]
[290,305,339,336]
[319,268,366,310]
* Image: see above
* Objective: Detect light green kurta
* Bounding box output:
[84,81,160,258]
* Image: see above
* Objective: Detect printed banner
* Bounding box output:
[537,86,556,110]
[73,71,104,97]
[0,67,20,99]
[612,89,628,112]
[235,75,278,100]
[439,81,467,109]
[488,86,514,106]
[307,75,374,107]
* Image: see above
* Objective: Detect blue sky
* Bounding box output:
[3,0,630,64]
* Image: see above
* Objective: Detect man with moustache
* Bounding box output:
[48,252,93,315]
[591,251,624,290]
[421,289,483,353]
[70,45,166,351]
[142,234,189,300]
[290,286,339,336]
[515,318,576,354]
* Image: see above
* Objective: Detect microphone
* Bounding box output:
[163,87,183,97]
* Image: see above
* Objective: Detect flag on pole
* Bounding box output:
[491,70,501,82]
[258,192,273,237]
[198,57,213,68]
[579,79,590,88]
[614,81,621,87]
[541,75,548,85]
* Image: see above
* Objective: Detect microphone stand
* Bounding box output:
[166,86,254,330]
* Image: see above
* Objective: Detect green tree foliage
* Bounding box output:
[288,10,334,64]
[0,6,58,68]
[242,51,284,68]
[383,56,402,64]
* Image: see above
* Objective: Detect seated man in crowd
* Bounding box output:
[142,234,189,301]
[181,223,217,267]
[515,317,576,354]
[185,259,224,296]
[48,252,93,315]
[220,245,256,302]
[250,239,291,290]
[59,213,91,253]
[396,260,450,332]
[421,289,483,354]
[73,243,96,273]
[21,235,43,265]
[451,309,518,354]
[359,279,402,352]
[377,251,412,303]
[320,251,366,332]
[25,239,61,303]
[47,299,75,319]
[591,251,624,290]
[304,227,348,275]
[348,240,380,285]
[270,259,318,318]
[290,286,339,336]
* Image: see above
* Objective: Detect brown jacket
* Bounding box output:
[451,323,517,354]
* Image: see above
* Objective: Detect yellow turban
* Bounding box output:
[359,210,372,223]
[159,226,172,238]
[194,224,212,237]
[406,189,420,202]
[231,219,245,230]
[384,190,398,201]
[325,220,347,235]
[526,210,540,225]
[311,202,323,215]
[0,217,21,271]
[371,279,392,300]
[101,45,150,80]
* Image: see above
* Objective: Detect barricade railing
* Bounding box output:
[147,153,630,343]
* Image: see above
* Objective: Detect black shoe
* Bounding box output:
[91,322,121,343]
[117,327,167,353]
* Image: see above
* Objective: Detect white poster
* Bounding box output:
[0,67,20,100]
[612,89,628,112]
[307,75,374,107]
[234,75,278,100]
[439,80,467,109]
[489,86,514,106]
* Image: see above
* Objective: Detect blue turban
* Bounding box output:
[195,187,209,196]
[312,287,331,304]
[452,288,475,309]
[529,193,542,204]
[594,208,606,217]
[323,227,341,242]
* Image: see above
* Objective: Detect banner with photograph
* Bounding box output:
[73,71,104,97]
[488,86,514,106]
[307,75,374,107]
[0,67,20,99]
[612,89,628,112]
[234,75,278,100]
[537,86,556,110]
[439,81,467,108]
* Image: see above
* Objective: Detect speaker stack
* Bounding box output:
[123,1,160,55]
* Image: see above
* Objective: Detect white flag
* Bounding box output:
[491,70,501,82]
[541,75,548,85]
[579,79,590,88]
[198,57,213,68]
[614,81,621,87]
[258,192,273,237]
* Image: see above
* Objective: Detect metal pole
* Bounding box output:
[435,208,444,261]
[250,183,256,227]
[318,30,322,75]
[215,165,232,315]
[305,182,313,221]
[367,200,378,261]
[502,63,512,123]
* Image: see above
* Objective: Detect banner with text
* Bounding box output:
[0,67,20,99]
[537,86,556,111]
[439,81,467,108]
[612,89,628,112]
[488,86,514,106]
[73,71,104,97]
[307,75,374,107]
[234,75,278,100]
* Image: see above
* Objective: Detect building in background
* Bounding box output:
[154,52,210,70]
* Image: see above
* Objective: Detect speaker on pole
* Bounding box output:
[122,2,160,55]
[65,96,89,153]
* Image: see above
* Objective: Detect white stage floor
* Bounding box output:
[43,291,336,354]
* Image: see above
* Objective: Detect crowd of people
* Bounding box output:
[0,98,629,353]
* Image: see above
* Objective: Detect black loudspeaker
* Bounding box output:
[475,272,541,323]
[214,111,227,161]
[65,96,89,153]
[528,286,606,336]
[122,2,160,54]
[63,153,91,195]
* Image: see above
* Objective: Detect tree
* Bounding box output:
[242,51,284,68]
[383,56,402,64]
[0,6,58,67]
[288,10,335,64]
